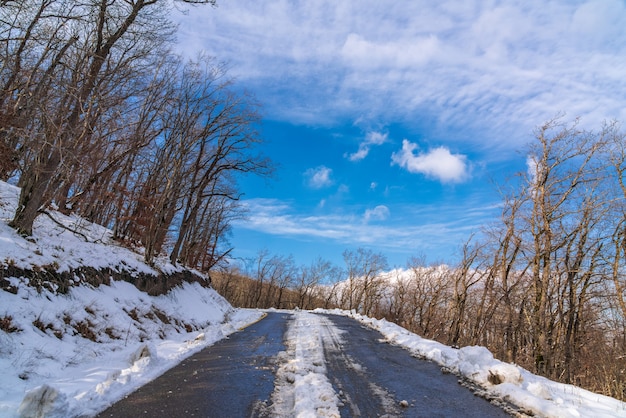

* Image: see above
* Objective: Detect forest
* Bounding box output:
[0,0,269,271]
[213,119,626,401]
[3,0,626,403]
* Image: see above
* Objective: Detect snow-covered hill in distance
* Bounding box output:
[1,179,626,417]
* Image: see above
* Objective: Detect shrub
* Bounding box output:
[0,315,20,333]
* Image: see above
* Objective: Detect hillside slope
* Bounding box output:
[0,181,262,417]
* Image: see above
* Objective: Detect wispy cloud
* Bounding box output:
[235,198,492,258]
[363,205,390,223]
[341,33,441,69]
[304,166,333,189]
[391,140,469,183]
[172,0,626,265]
[174,0,626,149]
[346,131,388,161]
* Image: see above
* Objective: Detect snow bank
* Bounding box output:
[319,309,626,418]
[0,278,262,417]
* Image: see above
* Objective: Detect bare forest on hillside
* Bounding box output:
[0,0,270,270]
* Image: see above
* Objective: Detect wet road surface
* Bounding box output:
[319,314,511,417]
[97,311,511,417]
[97,312,290,418]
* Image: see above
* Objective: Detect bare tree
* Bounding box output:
[447,238,485,347]
[295,257,338,309]
[452,117,623,391]
[167,58,270,266]
[478,192,529,363]
[521,118,606,374]
[341,248,388,315]
[3,0,219,236]
[6,0,173,235]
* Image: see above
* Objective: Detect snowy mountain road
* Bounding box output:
[96,311,511,417]
[318,314,511,417]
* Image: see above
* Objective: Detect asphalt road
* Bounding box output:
[96,312,290,418]
[318,314,511,417]
[96,312,511,417]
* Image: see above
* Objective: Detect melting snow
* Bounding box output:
[272,311,340,418]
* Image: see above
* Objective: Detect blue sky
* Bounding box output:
[173,0,626,268]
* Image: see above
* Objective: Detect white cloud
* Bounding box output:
[571,0,626,47]
[346,131,388,162]
[364,205,390,223]
[391,140,469,183]
[304,166,333,189]
[346,147,369,162]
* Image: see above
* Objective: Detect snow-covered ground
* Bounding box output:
[0,279,262,417]
[2,179,626,417]
[0,181,263,417]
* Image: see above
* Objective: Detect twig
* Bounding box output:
[37,209,90,242]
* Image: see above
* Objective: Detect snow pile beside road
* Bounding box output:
[323,309,626,418]
[273,311,340,418]
[0,278,262,417]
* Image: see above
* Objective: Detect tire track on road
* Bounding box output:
[319,313,512,417]
[319,314,401,417]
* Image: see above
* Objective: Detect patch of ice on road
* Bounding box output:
[272,311,340,418]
